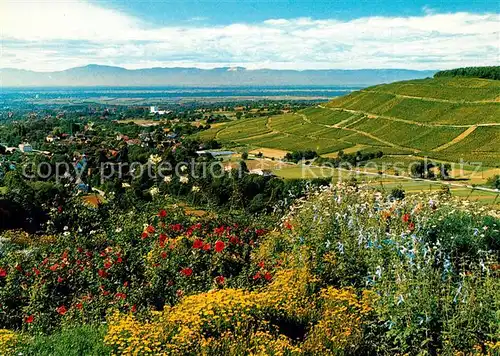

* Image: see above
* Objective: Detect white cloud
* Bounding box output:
[1,0,499,71]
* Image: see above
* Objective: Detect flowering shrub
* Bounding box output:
[0,206,268,332]
[277,183,500,354]
[0,329,18,355]
[104,268,376,355]
[1,183,499,355]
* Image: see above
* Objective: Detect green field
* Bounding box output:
[271,166,500,207]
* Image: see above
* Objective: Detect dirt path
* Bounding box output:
[362,89,500,104]
[317,105,500,128]
[433,126,478,152]
[304,107,419,152]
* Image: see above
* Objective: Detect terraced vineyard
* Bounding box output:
[198,77,500,167]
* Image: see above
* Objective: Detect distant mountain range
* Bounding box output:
[0,65,436,87]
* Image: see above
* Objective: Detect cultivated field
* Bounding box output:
[199,77,500,170]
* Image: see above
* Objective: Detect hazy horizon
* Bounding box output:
[1,0,498,72]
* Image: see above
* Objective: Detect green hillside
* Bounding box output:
[199,77,500,167]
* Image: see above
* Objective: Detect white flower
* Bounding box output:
[115,227,123,233]
[164,175,172,183]
[63,231,70,237]
[191,185,200,193]
[180,176,189,184]
[63,226,68,231]
[180,165,188,172]
[149,154,162,165]
[150,187,160,196]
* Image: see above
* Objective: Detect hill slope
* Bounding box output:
[200,77,500,166]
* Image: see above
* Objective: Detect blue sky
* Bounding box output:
[95,0,498,25]
[1,0,499,71]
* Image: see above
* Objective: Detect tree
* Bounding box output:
[241,152,249,160]
[438,163,452,180]
[487,175,500,190]
[410,160,435,179]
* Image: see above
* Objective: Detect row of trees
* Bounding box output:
[434,66,500,80]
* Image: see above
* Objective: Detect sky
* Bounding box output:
[1,0,499,71]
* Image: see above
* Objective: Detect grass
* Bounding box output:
[17,325,110,356]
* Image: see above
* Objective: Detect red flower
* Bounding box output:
[402,214,411,223]
[15,264,22,272]
[202,243,211,251]
[147,225,155,234]
[171,223,183,232]
[49,264,59,272]
[158,209,167,218]
[141,232,149,239]
[180,267,193,277]
[115,292,127,300]
[33,268,40,276]
[57,206,63,213]
[253,272,261,280]
[75,302,83,310]
[215,240,225,253]
[161,251,167,259]
[0,267,7,278]
[408,222,415,231]
[104,260,113,269]
[258,261,265,269]
[123,281,129,287]
[215,276,225,285]
[56,305,67,315]
[159,233,168,244]
[85,251,93,258]
[192,239,204,249]
[229,236,240,245]
[57,276,64,283]
[131,305,137,313]
[264,272,272,281]
[25,315,34,324]
[284,221,293,230]
[98,269,108,278]
[255,229,266,236]
[214,226,226,235]
[116,257,123,264]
